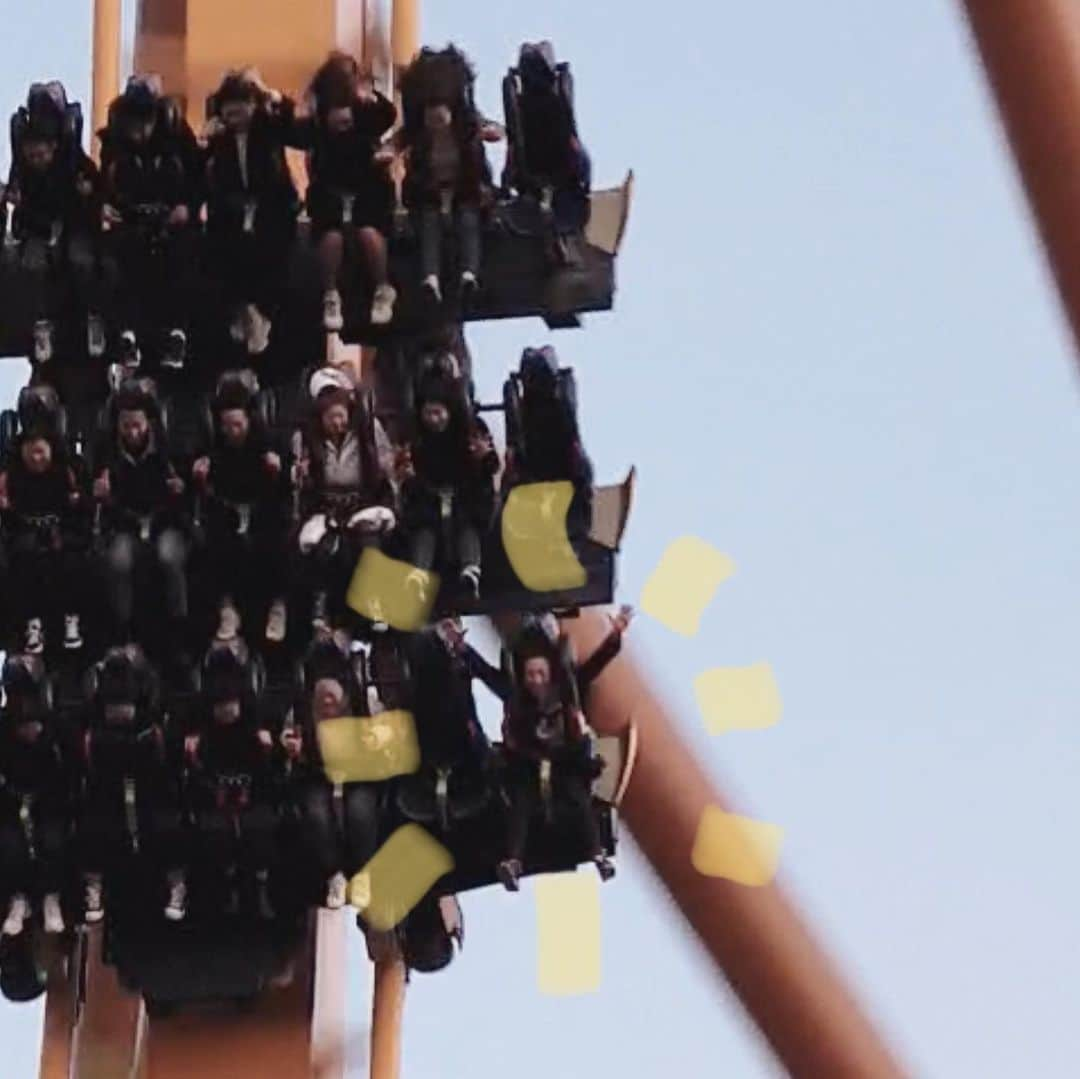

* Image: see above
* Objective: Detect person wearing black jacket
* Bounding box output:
[0,429,91,655]
[401,369,498,600]
[4,82,108,364]
[0,656,73,937]
[192,379,288,645]
[203,70,300,356]
[92,386,189,646]
[185,643,279,920]
[472,607,632,891]
[79,645,187,923]
[290,53,397,331]
[99,76,204,370]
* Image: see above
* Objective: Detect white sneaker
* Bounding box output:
[405,569,429,601]
[421,274,442,302]
[25,618,45,656]
[84,875,104,924]
[325,872,348,910]
[322,290,344,332]
[87,313,107,358]
[460,270,478,294]
[42,893,65,934]
[2,895,29,937]
[265,599,287,644]
[164,874,187,922]
[370,283,397,326]
[119,330,140,369]
[162,328,186,369]
[32,321,54,364]
[63,613,83,650]
[459,564,481,599]
[216,600,241,642]
[247,304,271,355]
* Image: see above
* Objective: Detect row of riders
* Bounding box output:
[0,45,618,949]
[1,41,590,367]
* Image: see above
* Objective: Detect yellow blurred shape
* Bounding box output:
[349,825,454,930]
[692,806,783,886]
[694,663,782,735]
[536,873,601,996]
[640,537,735,636]
[317,712,421,784]
[502,482,587,593]
[346,547,438,632]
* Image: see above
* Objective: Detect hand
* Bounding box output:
[166,475,185,497]
[75,174,94,198]
[281,729,302,759]
[103,203,122,227]
[192,457,211,486]
[292,458,310,486]
[201,117,225,141]
[395,446,415,480]
[93,472,110,501]
[0,492,9,511]
[611,604,634,636]
[356,76,376,104]
[374,146,396,167]
[480,121,505,143]
[440,619,467,655]
[469,432,494,462]
[257,729,273,751]
[184,734,201,761]
[168,204,190,228]
[263,452,282,477]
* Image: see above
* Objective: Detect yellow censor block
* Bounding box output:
[346,548,438,632]
[317,712,421,785]
[694,663,782,735]
[536,873,602,996]
[349,825,454,931]
[502,482,587,593]
[640,537,735,636]
[692,806,783,886]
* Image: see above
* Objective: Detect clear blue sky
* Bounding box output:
[2,1,1080,1076]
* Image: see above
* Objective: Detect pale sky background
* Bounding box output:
[2,1,1080,1077]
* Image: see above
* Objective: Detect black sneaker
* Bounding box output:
[497,859,522,892]
[594,855,616,883]
[162,329,186,369]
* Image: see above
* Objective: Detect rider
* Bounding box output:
[0,656,72,937]
[92,383,189,650]
[482,607,633,890]
[80,645,187,923]
[185,642,279,920]
[292,382,396,634]
[203,68,300,357]
[99,75,204,370]
[296,636,381,910]
[291,52,398,331]
[4,82,106,364]
[0,414,90,655]
[398,46,503,302]
[192,376,288,645]
[401,362,498,600]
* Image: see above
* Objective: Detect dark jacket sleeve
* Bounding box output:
[463,646,511,702]
[284,114,316,152]
[356,92,397,139]
[576,629,622,695]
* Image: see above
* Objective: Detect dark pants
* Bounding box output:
[505,763,601,864]
[197,802,278,874]
[296,522,382,624]
[80,791,187,878]
[409,522,481,574]
[205,518,288,633]
[103,528,188,634]
[302,781,379,880]
[207,213,295,315]
[109,223,199,335]
[419,204,481,281]
[0,806,67,895]
[0,535,91,641]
